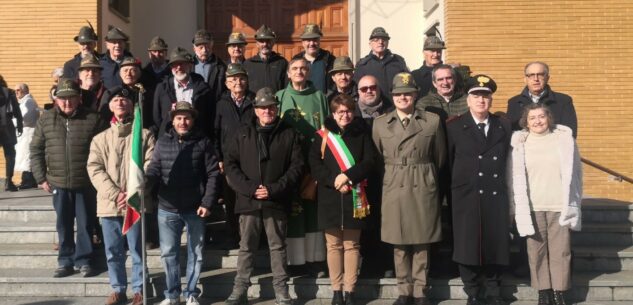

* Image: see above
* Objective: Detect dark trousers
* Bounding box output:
[458,263,503,298]
[53,187,96,267]
[2,143,15,178]
[235,209,289,294]
[223,178,240,243]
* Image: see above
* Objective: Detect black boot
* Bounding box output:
[344,291,355,305]
[4,179,17,192]
[538,289,553,305]
[331,291,343,305]
[553,290,567,305]
[18,171,37,189]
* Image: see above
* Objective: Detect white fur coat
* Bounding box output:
[508,125,583,236]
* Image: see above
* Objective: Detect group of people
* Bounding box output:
[0,20,583,305]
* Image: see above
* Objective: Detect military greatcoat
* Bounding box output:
[372,109,446,245]
[446,113,512,266]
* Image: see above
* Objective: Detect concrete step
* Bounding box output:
[0,268,632,302]
[572,223,633,247]
[1,298,630,305]
[582,198,633,223]
[3,243,633,273]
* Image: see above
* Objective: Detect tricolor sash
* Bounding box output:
[317,129,370,218]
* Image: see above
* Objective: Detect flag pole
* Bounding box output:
[135,83,148,305]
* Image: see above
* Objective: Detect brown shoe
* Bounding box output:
[105,291,127,305]
[131,292,143,305]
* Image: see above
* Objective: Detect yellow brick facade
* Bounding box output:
[445,0,633,201]
[0,0,98,179]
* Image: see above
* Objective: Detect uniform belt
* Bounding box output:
[384,157,430,166]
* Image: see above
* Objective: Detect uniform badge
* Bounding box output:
[477,76,490,87]
[401,73,411,85]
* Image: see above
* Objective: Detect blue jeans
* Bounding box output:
[101,217,144,293]
[52,187,95,268]
[158,208,205,299]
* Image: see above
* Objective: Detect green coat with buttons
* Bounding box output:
[372,109,446,245]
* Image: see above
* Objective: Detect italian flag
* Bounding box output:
[123,103,143,235]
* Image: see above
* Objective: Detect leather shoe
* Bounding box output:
[105,291,127,305]
[53,266,74,278]
[393,295,413,305]
[5,180,17,192]
[413,297,430,305]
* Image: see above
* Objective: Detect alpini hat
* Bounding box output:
[74,25,98,43]
[423,36,446,50]
[300,24,323,39]
[169,47,194,64]
[254,87,279,107]
[226,63,248,77]
[105,27,129,41]
[192,29,213,45]
[78,53,102,70]
[329,56,354,74]
[254,25,276,40]
[369,27,390,40]
[391,72,419,94]
[226,32,247,45]
[170,101,198,119]
[147,36,168,51]
[55,78,81,98]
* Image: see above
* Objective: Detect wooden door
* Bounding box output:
[206,0,348,61]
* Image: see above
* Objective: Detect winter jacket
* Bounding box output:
[194,54,227,102]
[507,85,578,138]
[224,118,304,214]
[411,62,437,98]
[292,50,336,93]
[30,106,107,189]
[152,73,214,137]
[214,92,255,160]
[0,87,23,146]
[146,127,220,213]
[309,117,377,230]
[353,49,408,100]
[243,52,288,92]
[100,50,134,89]
[415,91,468,123]
[87,121,156,217]
[508,125,583,236]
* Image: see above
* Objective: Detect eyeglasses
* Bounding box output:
[525,73,547,79]
[359,85,377,93]
[335,110,353,116]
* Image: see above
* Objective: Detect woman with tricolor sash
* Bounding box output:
[309,94,378,305]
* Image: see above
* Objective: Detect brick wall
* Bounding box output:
[445,0,633,201]
[0,0,98,180]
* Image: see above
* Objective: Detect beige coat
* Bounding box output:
[372,109,446,245]
[87,122,155,217]
[508,124,583,236]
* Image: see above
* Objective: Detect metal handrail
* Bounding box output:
[581,157,633,184]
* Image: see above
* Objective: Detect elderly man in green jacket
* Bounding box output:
[30,78,107,278]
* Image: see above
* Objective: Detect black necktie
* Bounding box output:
[477,122,487,138]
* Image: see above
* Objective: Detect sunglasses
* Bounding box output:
[359,85,377,93]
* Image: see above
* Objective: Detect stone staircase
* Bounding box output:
[0,189,632,304]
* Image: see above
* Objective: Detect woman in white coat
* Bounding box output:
[509,103,582,305]
[13,83,40,189]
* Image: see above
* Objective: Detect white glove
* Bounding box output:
[560,205,582,231]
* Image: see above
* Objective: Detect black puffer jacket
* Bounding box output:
[152,73,214,137]
[146,127,220,213]
[309,117,377,230]
[224,118,304,214]
[30,106,107,189]
[214,91,255,160]
[243,52,288,92]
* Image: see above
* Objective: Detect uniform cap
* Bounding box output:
[391,72,419,94]
[466,74,497,94]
